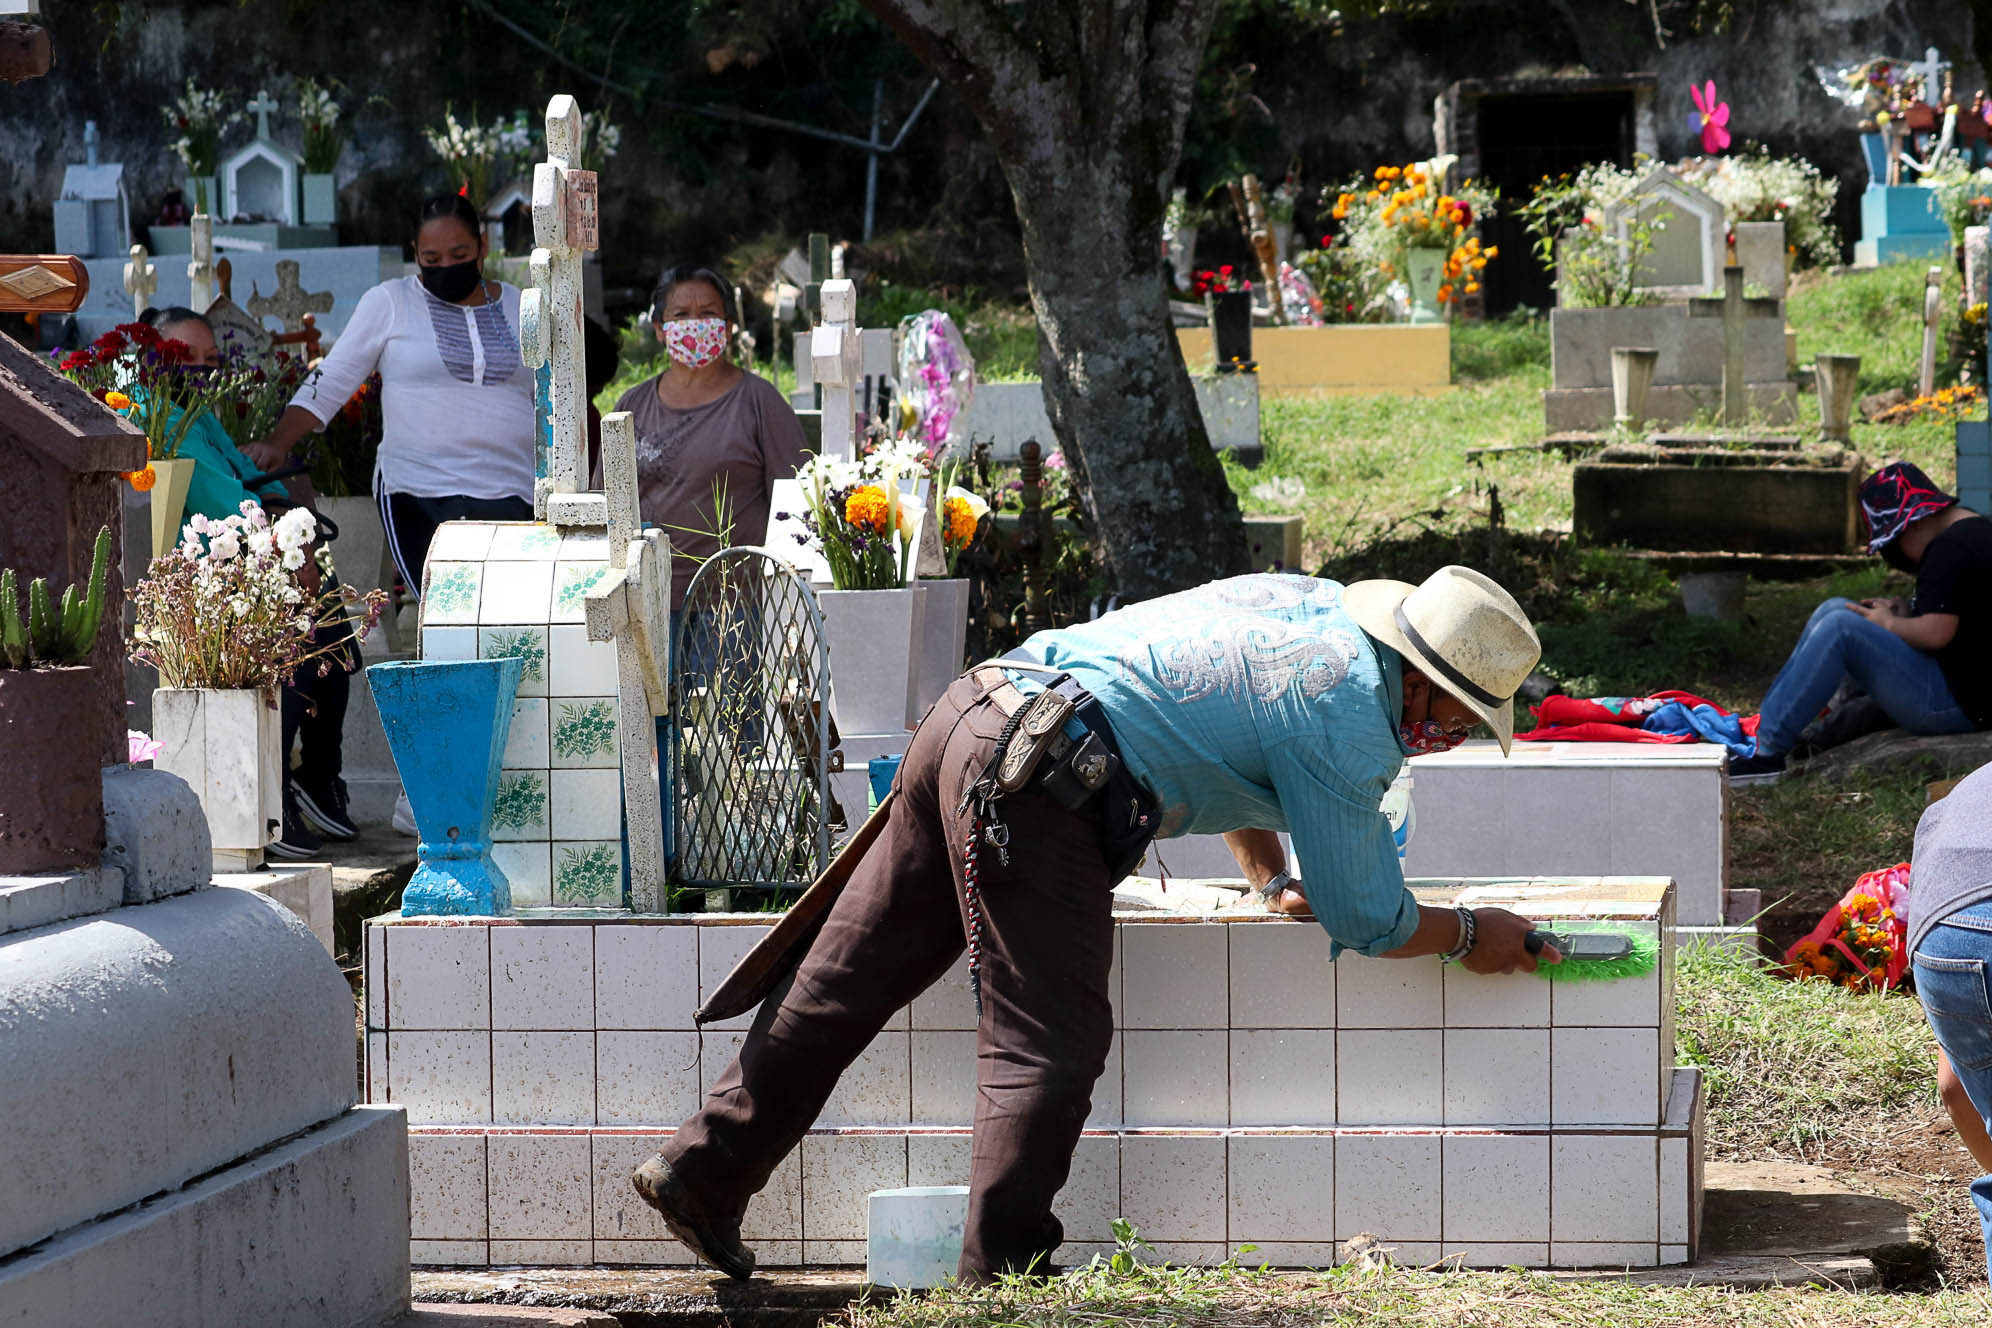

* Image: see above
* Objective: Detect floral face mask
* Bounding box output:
[663,317,729,370]
[1399,720,1468,756]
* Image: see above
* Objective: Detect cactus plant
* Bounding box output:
[0,526,111,668]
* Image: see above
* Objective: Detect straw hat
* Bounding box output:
[1343,566,1542,754]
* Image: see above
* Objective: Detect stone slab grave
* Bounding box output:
[950,376,1261,463]
[1147,740,1732,927]
[1546,302,1794,433]
[411,95,671,913]
[1573,439,1863,556]
[364,875,1700,1271]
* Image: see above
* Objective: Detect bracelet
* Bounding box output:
[1440,905,1477,963]
[1258,868,1294,900]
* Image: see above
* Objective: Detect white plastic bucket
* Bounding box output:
[1381,770,1416,861]
[866,1185,969,1288]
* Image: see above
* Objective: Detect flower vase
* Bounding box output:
[301,173,337,226]
[908,578,970,727]
[148,457,195,559]
[1405,247,1448,324]
[818,585,929,738]
[151,686,283,872]
[183,177,217,218]
[367,657,524,916]
[1270,220,1294,265]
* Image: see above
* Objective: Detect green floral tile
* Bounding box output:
[551,698,618,767]
[482,627,547,683]
[552,563,610,621]
[491,771,548,841]
[488,523,564,560]
[422,563,481,625]
[554,842,621,906]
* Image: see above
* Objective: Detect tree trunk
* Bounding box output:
[860,0,1249,600]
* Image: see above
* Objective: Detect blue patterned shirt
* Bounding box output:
[1014,574,1416,957]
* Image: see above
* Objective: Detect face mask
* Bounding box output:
[664,317,729,370]
[419,259,483,303]
[1400,720,1468,756]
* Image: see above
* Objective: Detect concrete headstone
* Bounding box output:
[1602,167,1724,295]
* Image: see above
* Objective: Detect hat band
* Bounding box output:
[1394,604,1502,708]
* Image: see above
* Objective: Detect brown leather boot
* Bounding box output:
[631,1154,757,1280]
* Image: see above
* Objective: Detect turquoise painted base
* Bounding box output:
[368,656,526,916]
[1854,185,1950,268]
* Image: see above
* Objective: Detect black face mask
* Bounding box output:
[419,259,483,303]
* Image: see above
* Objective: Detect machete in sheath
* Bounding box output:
[695,790,897,1026]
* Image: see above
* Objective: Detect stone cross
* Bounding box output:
[1913,47,1950,105]
[122,243,155,319]
[1688,263,1781,426]
[810,277,860,461]
[82,118,97,168]
[246,258,334,332]
[1919,265,1943,399]
[246,88,280,141]
[581,409,671,912]
[519,93,599,522]
[187,212,214,312]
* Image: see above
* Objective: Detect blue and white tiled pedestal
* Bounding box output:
[420,521,630,910]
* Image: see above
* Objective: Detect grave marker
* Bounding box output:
[245,258,333,333]
[519,94,599,519]
[1604,167,1724,295]
[1688,264,1782,426]
[121,243,155,319]
[811,277,861,461]
[187,213,215,312]
[1919,264,1943,398]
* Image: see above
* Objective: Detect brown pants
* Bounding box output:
[663,672,1116,1279]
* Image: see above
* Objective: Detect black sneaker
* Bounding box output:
[1726,751,1787,788]
[268,788,325,860]
[293,773,358,841]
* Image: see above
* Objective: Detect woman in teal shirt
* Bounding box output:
[143,306,353,859]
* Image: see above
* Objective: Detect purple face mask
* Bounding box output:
[1400,720,1468,756]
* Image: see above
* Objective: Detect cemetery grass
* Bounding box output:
[842,1259,1992,1327]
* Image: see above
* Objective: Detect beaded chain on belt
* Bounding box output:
[955,704,1027,1019]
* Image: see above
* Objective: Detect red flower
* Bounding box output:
[235,401,249,417]
[1320,234,1333,248]
[1219,264,1234,274]
[157,339,191,365]
[58,351,93,372]
[119,321,161,348]
[91,330,127,355]
[1452,201,1473,227]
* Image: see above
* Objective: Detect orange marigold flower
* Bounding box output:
[943,496,980,548]
[103,390,134,411]
[844,485,893,534]
[1465,281,1481,293]
[125,464,157,493]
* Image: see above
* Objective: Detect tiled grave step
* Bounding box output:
[405,1071,1699,1272]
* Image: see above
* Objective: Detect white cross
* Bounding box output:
[123,243,155,320]
[810,277,861,461]
[582,409,672,912]
[1912,47,1949,102]
[519,93,599,522]
[246,89,280,141]
[187,213,214,312]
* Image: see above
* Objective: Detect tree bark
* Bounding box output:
[859,0,1249,599]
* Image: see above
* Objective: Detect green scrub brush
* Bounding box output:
[1525,921,1662,982]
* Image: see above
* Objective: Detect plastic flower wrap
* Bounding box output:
[895,310,976,452]
[1781,863,1912,990]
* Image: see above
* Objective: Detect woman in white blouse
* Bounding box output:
[248,193,538,590]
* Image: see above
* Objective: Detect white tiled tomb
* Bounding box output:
[366,876,1701,1270]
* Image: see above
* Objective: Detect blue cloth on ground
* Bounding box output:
[1641,700,1754,757]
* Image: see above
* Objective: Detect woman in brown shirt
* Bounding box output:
[604,265,811,609]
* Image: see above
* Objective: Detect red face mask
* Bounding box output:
[1400,720,1467,755]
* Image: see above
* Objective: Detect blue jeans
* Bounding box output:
[1913,899,1992,1279]
[1754,598,1975,755]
